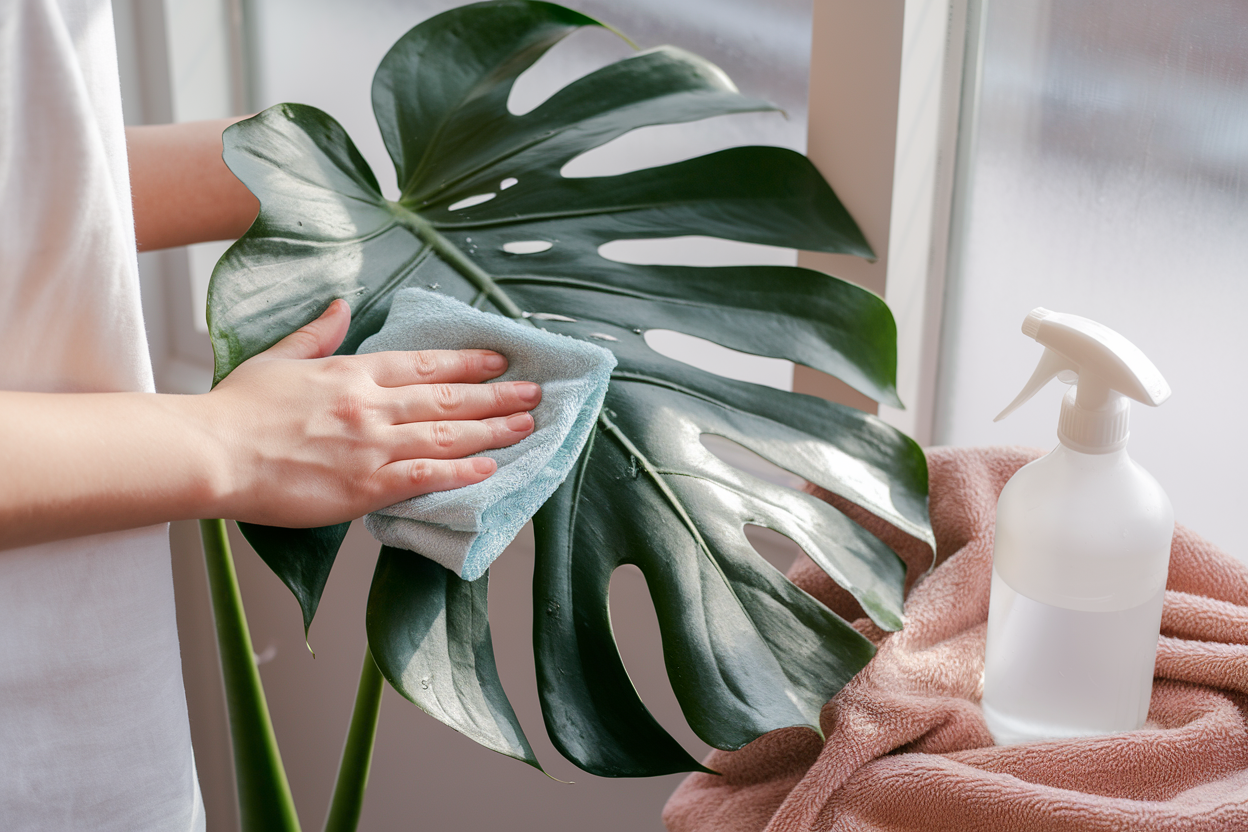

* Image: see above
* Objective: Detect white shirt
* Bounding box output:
[0,0,205,828]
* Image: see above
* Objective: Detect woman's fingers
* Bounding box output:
[208,322,545,523]
[373,456,499,501]
[363,348,510,387]
[363,412,533,510]
[389,380,541,424]
[390,412,534,462]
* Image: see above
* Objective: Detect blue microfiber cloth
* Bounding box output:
[359,288,617,580]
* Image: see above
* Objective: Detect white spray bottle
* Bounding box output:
[981,308,1174,745]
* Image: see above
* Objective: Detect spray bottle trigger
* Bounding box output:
[994,347,1075,423]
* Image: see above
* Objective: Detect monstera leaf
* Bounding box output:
[207,0,932,776]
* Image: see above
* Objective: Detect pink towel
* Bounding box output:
[664,446,1248,831]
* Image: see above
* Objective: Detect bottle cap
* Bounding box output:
[996,308,1169,453]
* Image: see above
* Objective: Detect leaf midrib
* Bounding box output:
[389,205,525,319]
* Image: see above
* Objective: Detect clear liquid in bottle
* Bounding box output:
[982,566,1164,745]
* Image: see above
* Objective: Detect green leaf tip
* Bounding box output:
[237,521,350,640]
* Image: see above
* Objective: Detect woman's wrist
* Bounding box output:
[161,390,240,523]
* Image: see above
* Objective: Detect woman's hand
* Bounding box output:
[203,299,539,527]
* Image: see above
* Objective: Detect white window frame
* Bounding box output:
[799,0,980,447]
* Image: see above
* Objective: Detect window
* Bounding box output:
[935,0,1248,561]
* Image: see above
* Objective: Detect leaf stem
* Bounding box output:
[391,208,526,319]
[198,518,302,832]
[322,645,385,832]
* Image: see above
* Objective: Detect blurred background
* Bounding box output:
[112,0,1248,829]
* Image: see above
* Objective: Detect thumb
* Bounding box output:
[262,299,351,361]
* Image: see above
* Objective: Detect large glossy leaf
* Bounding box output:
[206,0,933,777]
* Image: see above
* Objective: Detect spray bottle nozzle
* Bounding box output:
[996,308,1169,453]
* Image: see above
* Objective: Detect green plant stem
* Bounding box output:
[199,518,302,832]
[392,208,526,319]
[322,645,385,832]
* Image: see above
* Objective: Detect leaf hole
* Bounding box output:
[522,311,576,322]
[507,26,635,116]
[644,330,793,390]
[499,177,518,190]
[448,192,497,211]
[561,113,794,178]
[700,435,811,574]
[743,524,807,575]
[606,565,711,755]
[598,236,795,268]
[503,240,553,255]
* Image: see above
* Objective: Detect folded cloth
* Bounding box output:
[664,446,1248,832]
[359,289,616,580]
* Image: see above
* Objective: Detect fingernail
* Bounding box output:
[506,412,533,431]
[482,352,506,372]
[515,382,541,403]
[472,457,496,475]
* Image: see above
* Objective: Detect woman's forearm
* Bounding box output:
[0,390,227,548]
[0,302,541,551]
[127,118,260,251]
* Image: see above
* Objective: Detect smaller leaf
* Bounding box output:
[367,546,541,769]
[238,521,350,640]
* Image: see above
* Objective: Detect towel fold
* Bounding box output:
[359,289,616,580]
[664,446,1248,832]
